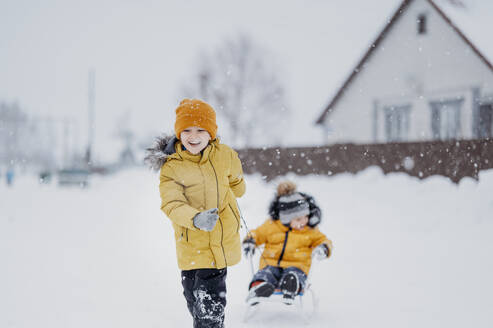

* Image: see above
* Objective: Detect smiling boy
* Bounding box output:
[145,98,246,328]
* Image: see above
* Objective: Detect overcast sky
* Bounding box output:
[1,0,490,162]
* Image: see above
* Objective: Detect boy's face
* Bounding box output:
[290,215,309,230]
[180,126,211,154]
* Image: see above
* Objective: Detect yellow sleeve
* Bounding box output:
[229,148,246,198]
[159,165,200,230]
[247,220,271,246]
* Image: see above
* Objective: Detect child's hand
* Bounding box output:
[312,244,330,260]
[242,237,256,257]
[193,208,219,231]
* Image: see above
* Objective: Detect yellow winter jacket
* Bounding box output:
[159,139,245,270]
[248,219,332,275]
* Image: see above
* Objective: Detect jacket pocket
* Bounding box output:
[177,226,188,243]
[228,204,241,233]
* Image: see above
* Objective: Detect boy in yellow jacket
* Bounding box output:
[243,181,332,302]
[145,99,245,328]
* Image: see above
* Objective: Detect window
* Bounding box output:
[384,105,411,142]
[417,14,427,35]
[478,103,493,138]
[430,99,464,140]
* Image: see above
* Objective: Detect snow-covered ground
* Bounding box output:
[1,167,493,328]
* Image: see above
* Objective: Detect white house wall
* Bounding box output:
[325,0,493,144]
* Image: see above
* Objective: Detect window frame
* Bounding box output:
[417,13,427,35]
[478,103,493,138]
[383,104,411,142]
[429,98,464,140]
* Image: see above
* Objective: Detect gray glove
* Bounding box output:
[242,237,256,257]
[312,244,329,260]
[193,208,219,231]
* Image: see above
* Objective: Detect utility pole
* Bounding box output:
[86,69,95,167]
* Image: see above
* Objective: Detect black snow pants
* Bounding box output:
[181,268,227,328]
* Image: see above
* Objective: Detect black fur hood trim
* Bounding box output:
[144,134,179,171]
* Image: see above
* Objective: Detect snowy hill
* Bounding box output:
[1,168,493,327]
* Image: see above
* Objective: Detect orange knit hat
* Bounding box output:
[174,99,217,140]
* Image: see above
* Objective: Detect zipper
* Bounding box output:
[209,159,220,210]
[209,159,227,266]
[198,162,207,216]
[229,204,240,232]
[277,228,291,265]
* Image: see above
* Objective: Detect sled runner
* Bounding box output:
[243,245,319,323]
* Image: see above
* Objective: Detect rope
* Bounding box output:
[235,199,270,277]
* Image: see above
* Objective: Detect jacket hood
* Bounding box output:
[144,134,179,171]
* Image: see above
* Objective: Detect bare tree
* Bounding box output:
[0,102,28,167]
[181,34,290,148]
[114,110,136,167]
[0,101,59,171]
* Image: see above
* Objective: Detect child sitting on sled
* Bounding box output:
[243,181,333,302]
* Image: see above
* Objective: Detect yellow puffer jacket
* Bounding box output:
[159,139,245,270]
[249,219,332,275]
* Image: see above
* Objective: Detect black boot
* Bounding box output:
[279,273,299,303]
[247,281,275,305]
[249,281,275,298]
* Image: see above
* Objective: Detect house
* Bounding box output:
[316,0,493,144]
